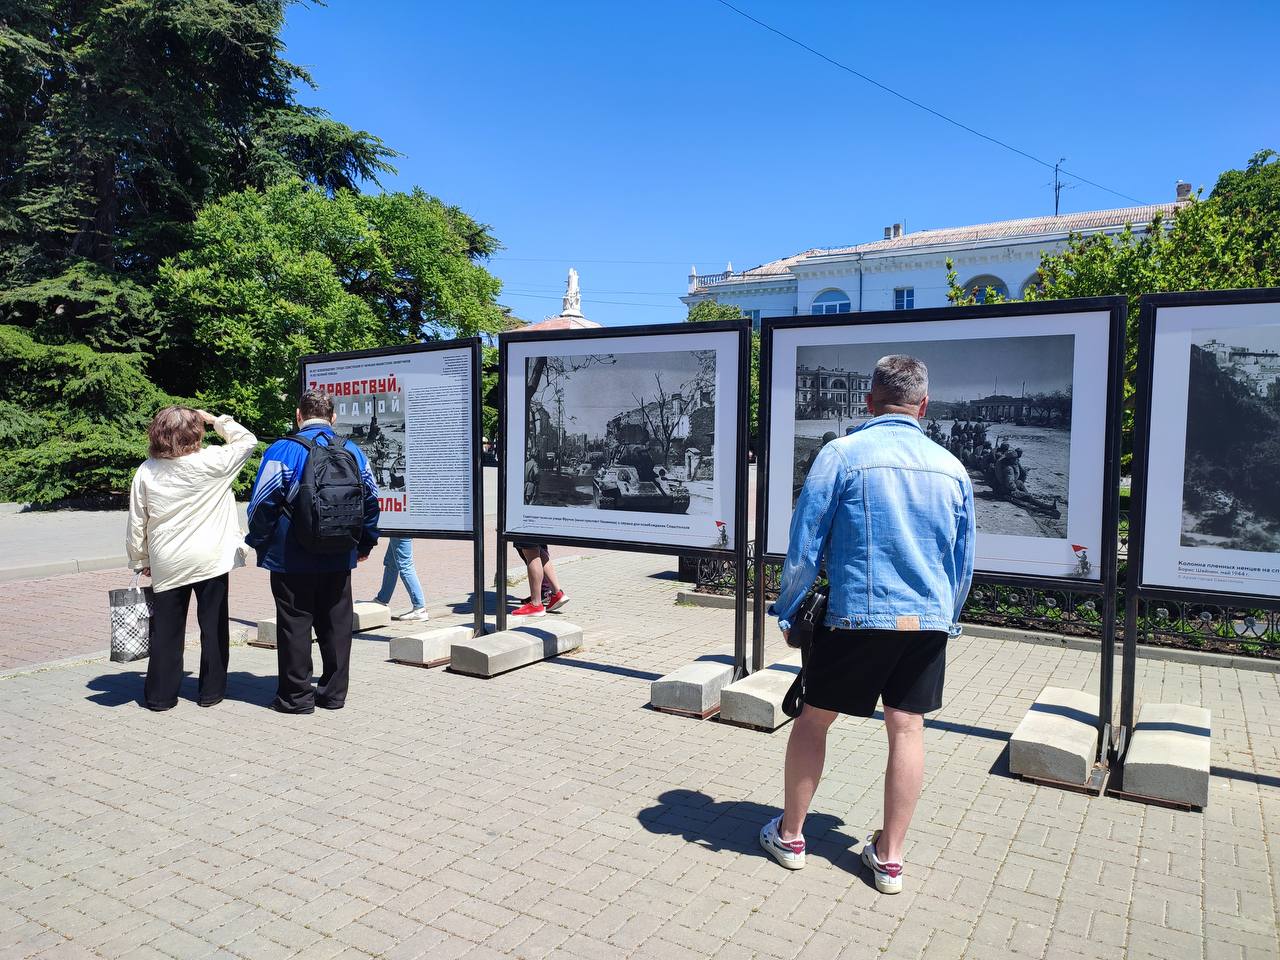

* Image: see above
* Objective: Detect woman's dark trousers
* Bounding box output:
[143,574,230,710]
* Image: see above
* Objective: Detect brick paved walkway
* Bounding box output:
[2,550,1279,959]
[0,520,601,671]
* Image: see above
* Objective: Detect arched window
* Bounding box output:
[1020,274,1042,300]
[830,379,846,390]
[811,288,852,315]
[962,275,1008,304]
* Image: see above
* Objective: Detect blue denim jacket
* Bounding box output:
[772,414,975,637]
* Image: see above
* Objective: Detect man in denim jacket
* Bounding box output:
[759,355,975,894]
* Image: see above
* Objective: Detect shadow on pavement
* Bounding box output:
[449,590,501,617]
[544,658,663,682]
[636,788,865,875]
[86,670,277,709]
[1211,766,1280,789]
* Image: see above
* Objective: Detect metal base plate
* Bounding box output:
[652,704,720,720]
[1021,762,1110,798]
[390,657,450,669]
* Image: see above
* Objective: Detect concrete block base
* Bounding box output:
[1122,703,1211,809]
[1008,686,1100,786]
[450,620,582,678]
[718,651,802,731]
[390,625,481,668]
[249,618,315,649]
[250,601,391,649]
[352,601,391,631]
[650,651,735,719]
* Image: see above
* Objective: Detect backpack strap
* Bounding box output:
[282,433,317,452]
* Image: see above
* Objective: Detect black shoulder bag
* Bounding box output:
[782,587,827,719]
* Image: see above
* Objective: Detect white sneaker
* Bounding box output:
[393,607,430,622]
[861,830,903,894]
[759,816,805,870]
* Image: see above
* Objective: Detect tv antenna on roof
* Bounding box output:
[1051,158,1074,216]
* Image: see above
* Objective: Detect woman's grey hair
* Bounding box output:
[871,354,929,406]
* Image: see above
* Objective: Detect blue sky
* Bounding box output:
[282,0,1280,327]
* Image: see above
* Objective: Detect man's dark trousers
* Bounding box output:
[269,570,353,712]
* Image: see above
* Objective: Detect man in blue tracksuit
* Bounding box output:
[246,390,380,713]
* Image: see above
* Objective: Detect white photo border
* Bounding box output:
[502,326,743,552]
[300,341,479,538]
[1140,299,1280,598]
[764,310,1113,581]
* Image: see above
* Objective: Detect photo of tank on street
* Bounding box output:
[792,336,1075,538]
[523,348,718,517]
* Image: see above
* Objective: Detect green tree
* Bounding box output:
[1212,149,1280,231]
[686,299,745,324]
[0,325,174,503]
[945,152,1280,468]
[0,0,396,290]
[685,298,761,442]
[0,0,412,502]
[157,180,506,433]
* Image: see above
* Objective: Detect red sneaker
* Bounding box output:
[545,590,569,612]
[511,602,546,618]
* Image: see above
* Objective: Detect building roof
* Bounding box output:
[521,315,603,332]
[698,201,1186,286]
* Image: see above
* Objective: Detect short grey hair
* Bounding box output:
[871,354,928,406]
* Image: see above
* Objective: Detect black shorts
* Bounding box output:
[514,542,549,560]
[802,626,947,717]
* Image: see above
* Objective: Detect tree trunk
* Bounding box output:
[91,156,117,267]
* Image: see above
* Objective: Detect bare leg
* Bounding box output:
[780,704,838,840]
[879,707,925,863]
[541,558,562,595]
[520,549,544,604]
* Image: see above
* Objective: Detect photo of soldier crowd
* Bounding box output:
[336,392,406,492]
[523,349,718,517]
[792,335,1076,538]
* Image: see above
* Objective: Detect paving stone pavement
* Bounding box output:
[2,549,1279,960]
[0,521,602,671]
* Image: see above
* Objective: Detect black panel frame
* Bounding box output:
[753,298,1128,746]
[496,319,753,677]
[298,338,487,638]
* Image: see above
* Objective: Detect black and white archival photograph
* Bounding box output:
[504,327,742,552]
[1141,298,1280,597]
[337,392,406,493]
[1180,324,1280,553]
[791,336,1075,539]
[523,349,717,517]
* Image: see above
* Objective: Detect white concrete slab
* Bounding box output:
[718,651,802,731]
[650,651,736,718]
[389,625,479,668]
[1008,686,1100,786]
[450,620,582,678]
[1123,703,1212,808]
[250,617,315,649]
[352,601,391,631]
[251,601,390,649]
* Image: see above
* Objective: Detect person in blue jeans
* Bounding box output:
[372,537,429,621]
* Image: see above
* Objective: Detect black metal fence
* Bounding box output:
[689,536,1280,660]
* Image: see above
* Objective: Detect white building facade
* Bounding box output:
[683,187,1191,327]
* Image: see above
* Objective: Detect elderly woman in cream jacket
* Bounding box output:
[127,407,256,710]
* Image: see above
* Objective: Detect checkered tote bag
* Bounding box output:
[109,574,154,663]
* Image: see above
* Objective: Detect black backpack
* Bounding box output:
[283,433,366,554]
